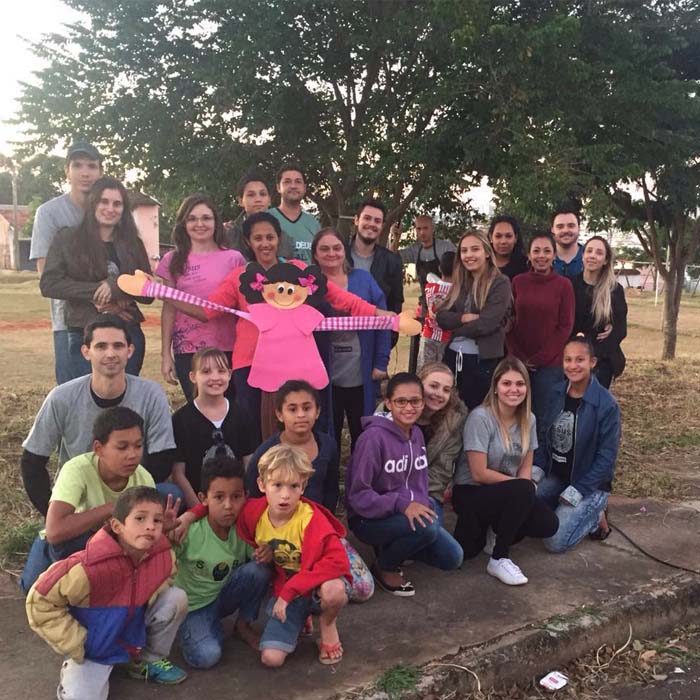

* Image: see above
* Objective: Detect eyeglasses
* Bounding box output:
[391,398,424,408]
[186,215,215,224]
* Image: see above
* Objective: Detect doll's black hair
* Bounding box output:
[239,262,328,308]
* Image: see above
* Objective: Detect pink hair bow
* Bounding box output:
[299,274,318,294]
[250,272,268,292]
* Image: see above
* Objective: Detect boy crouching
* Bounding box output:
[26,486,187,700]
[237,444,351,667]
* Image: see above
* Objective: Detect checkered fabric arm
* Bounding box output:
[141,279,251,320]
[315,315,399,332]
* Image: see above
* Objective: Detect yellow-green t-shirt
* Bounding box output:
[174,517,253,611]
[43,451,155,538]
[254,502,314,578]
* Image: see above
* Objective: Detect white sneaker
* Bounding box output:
[483,527,496,556]
[487,557,528,586]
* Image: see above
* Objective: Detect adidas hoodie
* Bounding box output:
[345,414,429,520]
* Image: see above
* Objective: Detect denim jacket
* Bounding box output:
[542,375,621,499]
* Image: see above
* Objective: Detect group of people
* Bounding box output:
[21,141,625,699]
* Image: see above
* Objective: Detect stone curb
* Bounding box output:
[335,573,700,699]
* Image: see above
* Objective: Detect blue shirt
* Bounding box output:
[553,244,584,278]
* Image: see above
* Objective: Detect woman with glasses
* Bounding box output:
[156,193,245,401]
[345,373,463,597]
[171,347,257,508]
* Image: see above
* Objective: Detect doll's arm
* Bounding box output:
[117,272,251,321]
[316,312,421,335]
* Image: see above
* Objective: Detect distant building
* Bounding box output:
[0,205,31,269]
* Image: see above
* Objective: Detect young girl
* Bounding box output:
[436,231,512,409]
[487,215,528,280]
[40,176,152,379]
[157,194,245,402]
[538,336,621,551]
[452,357,559,586]
[346,373,463,597]
[415,362,468,508]
[245,379,374,603]
[572,237,628,388]
[172,348,257,508]
[507,232,575,464]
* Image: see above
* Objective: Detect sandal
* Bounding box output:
[318,641,344,665]
[370,564,415,597]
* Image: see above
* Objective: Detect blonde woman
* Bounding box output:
[572,237,627,388]
[452,357,559,586]
[415,362,468,509]
[436,231,511,409]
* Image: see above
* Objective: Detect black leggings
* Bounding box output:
[332,384,364,454]
[452,479,559,559]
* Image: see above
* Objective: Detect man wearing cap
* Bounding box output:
[30,142,102,384]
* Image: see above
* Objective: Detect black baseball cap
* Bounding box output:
[66,141,102,163]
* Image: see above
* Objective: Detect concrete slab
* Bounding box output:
[2,498,700,700]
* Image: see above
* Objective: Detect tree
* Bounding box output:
[476,1,700,359]
[16,0,503,239]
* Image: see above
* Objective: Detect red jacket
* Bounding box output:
[237,496,351,602]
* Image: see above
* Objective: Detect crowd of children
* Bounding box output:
[24,155,627,698]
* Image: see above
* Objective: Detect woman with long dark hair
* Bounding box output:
[41,176,152,378]
[487,215,528,280]
[572,236,627,388]
[156,193,245,401]
[436,231,512,409]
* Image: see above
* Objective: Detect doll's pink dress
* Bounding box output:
[246,303,328,391]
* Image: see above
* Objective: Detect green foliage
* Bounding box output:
[14,0,502,232]
[0,154,64,206]
[375,664,421,699]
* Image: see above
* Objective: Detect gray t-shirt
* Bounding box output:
[29,194,84,331]
[23,374,175,465]
[330,330,363,387]
[454,406,538,486]
[351,248,374,272]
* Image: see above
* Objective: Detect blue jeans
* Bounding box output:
[349,497,463,572]
[259,577,353,654]
[537,475,609,553]
[68,323,146,379]
[529,366,565,467]
[20,531,92,595]
[178,561,271,669]
[54,330,72,385]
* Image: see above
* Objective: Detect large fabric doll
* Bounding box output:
[118,264,420,392]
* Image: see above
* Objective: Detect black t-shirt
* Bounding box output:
[418,422,435,446]
[550,394,582,483]
[90,385,126,409]
[172,400,258,492]
[104,241,121,269]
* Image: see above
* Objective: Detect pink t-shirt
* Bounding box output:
[156,249,245,354]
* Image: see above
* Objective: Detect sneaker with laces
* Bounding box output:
[486,557,528,586]
[483,527,496,556]
[126,658,187,685]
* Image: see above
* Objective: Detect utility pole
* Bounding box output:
[11,164,20,270]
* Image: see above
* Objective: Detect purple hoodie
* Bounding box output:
[345,415,430,520]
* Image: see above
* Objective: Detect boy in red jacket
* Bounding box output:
[237,444,351,666]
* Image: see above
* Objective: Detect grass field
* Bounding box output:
[1,271,699,573]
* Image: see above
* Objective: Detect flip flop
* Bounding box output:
[318,641,344,665]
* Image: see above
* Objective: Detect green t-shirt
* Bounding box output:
[50,451,155,511]
[268,207,320,264]
[43,451,155,538]
[174,517,253,611]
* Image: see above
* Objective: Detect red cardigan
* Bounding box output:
[206,259,377,370]
[507,271,574,368]
[236,496,351,602]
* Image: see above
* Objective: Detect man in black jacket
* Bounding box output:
[349,198,404,333]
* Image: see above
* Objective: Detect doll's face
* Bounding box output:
[262,281,310,309]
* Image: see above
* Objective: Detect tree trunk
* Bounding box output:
[661,259,686,360]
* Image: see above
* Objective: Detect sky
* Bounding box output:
[0,0,84,154]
